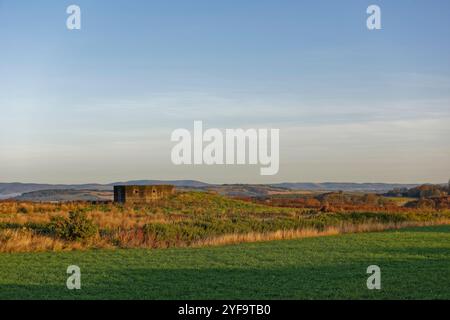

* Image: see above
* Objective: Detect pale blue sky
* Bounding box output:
[1,0,449,184]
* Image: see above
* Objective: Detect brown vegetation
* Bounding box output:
[238,192,415,212]
[1,191,450,253]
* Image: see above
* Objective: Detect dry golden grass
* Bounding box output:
[0,229,116,253]
[1,198,449,253]
[0,229,71,253]
[89,211,178,229]
[3,219,449,253]
[0,202,185,230]
[192,219,450,248]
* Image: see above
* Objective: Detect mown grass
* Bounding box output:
[0,225,449,299]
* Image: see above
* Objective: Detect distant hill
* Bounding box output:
[271,182,420,192]
[110,180,209,188]
[206,184,290,197]
[0,180,209,199]
[14,189,113,202]
[0,182,111,196]
[12,184,287,201]
[0,180,434,201]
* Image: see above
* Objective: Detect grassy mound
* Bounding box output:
[0,192,449,252]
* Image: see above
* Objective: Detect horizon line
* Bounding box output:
[0,180,446,186]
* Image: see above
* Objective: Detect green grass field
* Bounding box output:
[1,225,449,300]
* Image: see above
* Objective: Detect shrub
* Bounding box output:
[49,211,97,241]
[144,223,179,242]
[17,206,28,214]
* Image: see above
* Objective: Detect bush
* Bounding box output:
[17,206,28,214]
[142,217,320,246]
[143,223,180,242]
[49,211,97,241]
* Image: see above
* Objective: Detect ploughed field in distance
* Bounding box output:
[0,185,449,253]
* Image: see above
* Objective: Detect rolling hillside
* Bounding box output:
[0,181,425,201]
